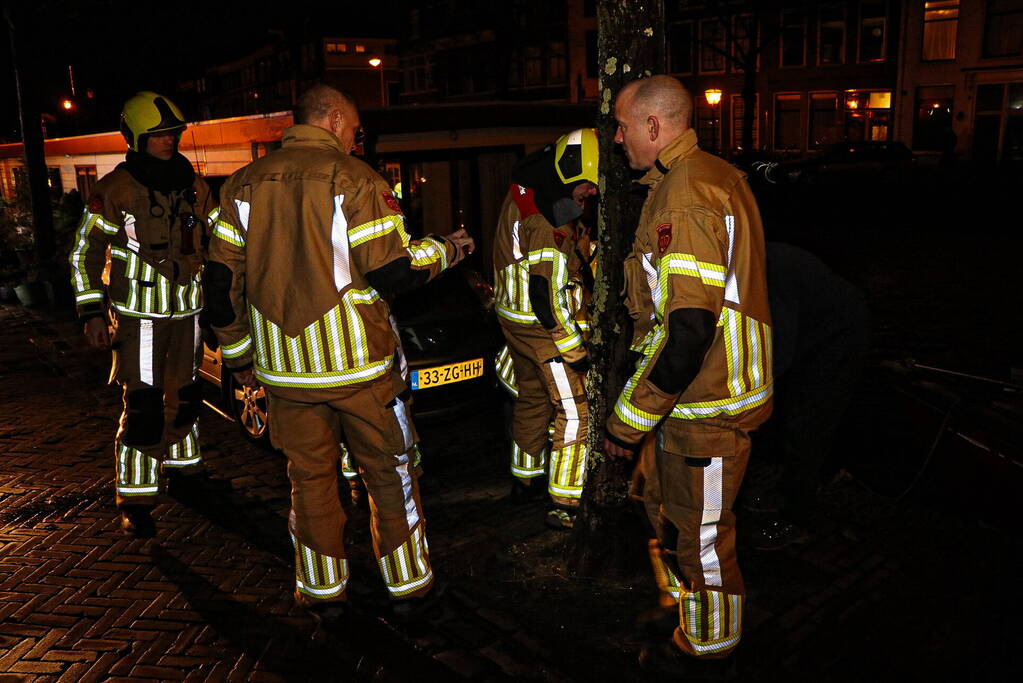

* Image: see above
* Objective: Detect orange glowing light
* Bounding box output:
[368,58,382,67]
[61,99,73,110]
[847,99,860,110]
[704,88,723,106]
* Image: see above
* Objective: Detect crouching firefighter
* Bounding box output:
[492,128,599,530]
[69,91,215,538]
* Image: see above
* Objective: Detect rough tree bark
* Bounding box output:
[569,0,665,577]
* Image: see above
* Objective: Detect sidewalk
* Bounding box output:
[1,302,1019,681]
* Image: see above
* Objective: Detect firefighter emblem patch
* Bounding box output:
[88,194,104,214]
[382,192,402,213]
[553,229,566,248]
[656,222,672,254]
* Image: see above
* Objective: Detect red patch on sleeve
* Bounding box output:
[656,222,672,254]
[88,195,104,214]
[510,184,540,218]
[553,229,566,248]
[382,192,402,214]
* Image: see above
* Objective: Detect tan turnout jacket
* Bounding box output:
[607,129,773,445]
[69,168,214,321]
[493,187,588,366]
[208,124,458,394]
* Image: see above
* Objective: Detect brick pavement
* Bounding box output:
[0,304,573,682]
[2,301,1020,682]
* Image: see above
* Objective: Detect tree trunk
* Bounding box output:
[569,0,665,577]
[5,7,56,276]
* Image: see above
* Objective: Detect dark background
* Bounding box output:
[1,0,398,140]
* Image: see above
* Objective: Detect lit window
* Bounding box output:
[869,91,891,109]
[923,1,959,61]
[355,44,366,53]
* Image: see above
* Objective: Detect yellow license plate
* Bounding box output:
[411,358,484,390]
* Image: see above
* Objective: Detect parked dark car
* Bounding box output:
[750,141,916,185]
[200,269,502,446]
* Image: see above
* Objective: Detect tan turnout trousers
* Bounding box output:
[267,370,433,605]
[632,422,750,659]
[110,311,204,506]
[502,325,588,506]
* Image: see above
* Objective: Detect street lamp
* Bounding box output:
[369,58,385,106]
[61,99,73,111]
[705,88,722,154]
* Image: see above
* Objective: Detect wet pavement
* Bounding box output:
[1,298,1020,682]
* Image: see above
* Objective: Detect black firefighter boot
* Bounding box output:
[119,504,156,538]
[639,641,738,680]
[509,476,546,505]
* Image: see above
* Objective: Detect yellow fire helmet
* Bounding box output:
[120,91,187,152]
[554,127,599,186]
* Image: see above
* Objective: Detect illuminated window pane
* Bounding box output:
[923,1,959,61]
[869,91,891,109]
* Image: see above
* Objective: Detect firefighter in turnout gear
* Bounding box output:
[69,91,215,538]
[492,129,598,530]
[206,85,474,622]
[604,77,772,673]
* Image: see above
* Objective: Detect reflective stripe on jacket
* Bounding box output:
[69,168,213,320]
[607,129,773,444]
[209,124,457,391]
[492,188,587,365]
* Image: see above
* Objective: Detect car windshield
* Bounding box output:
[390,272,484,325]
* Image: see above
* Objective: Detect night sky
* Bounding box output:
[2,0,401,141]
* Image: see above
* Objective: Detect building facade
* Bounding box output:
[185,35,399,120]
[895,0,1023,164]
[397,0,598,105]
[665,0,902,156]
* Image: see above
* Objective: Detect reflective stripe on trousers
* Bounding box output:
[292,533,349,601]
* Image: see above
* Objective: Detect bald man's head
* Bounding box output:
[295,84,362,154]
[614,76,693,170]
